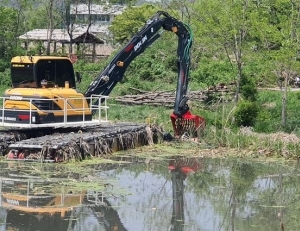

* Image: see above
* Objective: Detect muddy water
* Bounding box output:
[0,157,299,231]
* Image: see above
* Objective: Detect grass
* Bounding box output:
[103,88,300,160]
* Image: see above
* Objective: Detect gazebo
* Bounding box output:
[18,28,107,61]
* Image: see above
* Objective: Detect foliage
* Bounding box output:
[123,33,179,91]
[109,4,161,43]
[254,90,300,133]
[240,73,258,101]
[254,108,274,133]
[234,100,259,127]
[26,41,46,56]
[24,4,53,29]
[74,59,108,93]
[109,0,136,4]
[0,69,12,92]
[190,58,234,88]
[0,7,19,71]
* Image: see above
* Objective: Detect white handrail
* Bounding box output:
[63,97,67,124]
[29,98,32,125]
[0,95,109,128]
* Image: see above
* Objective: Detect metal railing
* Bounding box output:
[0,94,109,128]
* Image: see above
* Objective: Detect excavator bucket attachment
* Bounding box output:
[170,111,205,138]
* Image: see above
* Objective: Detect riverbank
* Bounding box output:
[113,127,300,161]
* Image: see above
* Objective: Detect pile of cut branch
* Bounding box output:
[115,83,235,107]
[115,88,208,107]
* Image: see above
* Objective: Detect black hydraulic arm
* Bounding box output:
[84,11,193,117]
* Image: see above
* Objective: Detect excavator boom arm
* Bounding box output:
[84,11,192,117]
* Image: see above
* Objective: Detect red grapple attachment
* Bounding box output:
[170,111,205,138]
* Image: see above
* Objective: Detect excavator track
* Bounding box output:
[0,127,74,154]
[4,122,155,162]
[0,130,30,154]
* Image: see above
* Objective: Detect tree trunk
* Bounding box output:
[233,29,243,104]
[281,75,288,127]
[53,41,57,53]
[81,0,93,59]
[233,0,248,104]
[46,0,54,55]
[92,42,96,62]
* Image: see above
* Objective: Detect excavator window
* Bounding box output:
[36,60,76,88]
[11,63,36,88]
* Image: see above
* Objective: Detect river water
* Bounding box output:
[0,156,299,231]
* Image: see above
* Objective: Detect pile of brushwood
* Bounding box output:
[115,83,235,107]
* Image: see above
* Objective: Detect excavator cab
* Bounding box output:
[0,56,109,128]
[11,57,76,88]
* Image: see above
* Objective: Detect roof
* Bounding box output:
[73,24,110,35]
[11,56,71,64]
[70,4,127,15]
[18,29,105,44]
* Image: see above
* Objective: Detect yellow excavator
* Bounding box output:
[1,11,205,136]
[3,56,94,124]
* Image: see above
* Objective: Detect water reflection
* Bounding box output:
[0,157,299,230]
[0,166,127,231]
[169,158,202,231]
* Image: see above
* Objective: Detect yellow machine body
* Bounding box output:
[1,56,92,124]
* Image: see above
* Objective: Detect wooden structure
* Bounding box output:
[18,29,113,62]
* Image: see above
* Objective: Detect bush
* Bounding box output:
[241,82,257,101]
[234,100,259,127]
[254,109,275,132]
[240,74,258,101]
[0,59,8,72]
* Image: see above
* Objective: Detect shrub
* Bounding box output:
[234,100,259,127]
[240,74,258,101]
[254,109,275,132]
[241,83,257,101]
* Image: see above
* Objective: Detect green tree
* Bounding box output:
[240,73,258,101]
[272,1,300,128]
[0,6,20,71]
[191,0,255,104]
[24,6,49,29]
[109,4,161,44]
[251,0,300,128]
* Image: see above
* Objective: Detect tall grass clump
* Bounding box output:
[202,125,259,150]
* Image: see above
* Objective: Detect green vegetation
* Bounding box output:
[109,4,160,43]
